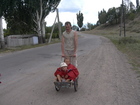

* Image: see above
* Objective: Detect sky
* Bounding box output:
[45,0,136,26]
[2,0,136,28]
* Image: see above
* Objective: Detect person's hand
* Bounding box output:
[73,53,76,57]
[65,75,68,78]
[62,54,65,57]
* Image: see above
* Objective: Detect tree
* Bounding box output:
[54,22,63,34]
[4,0,35,35]
[87,22,94,30]
[98,9,107,24]
[106,7,118,24]
[76,11,84,29]
[130,1,135,12]
[26,0,61,43]
[0,0,19,49]
[0,17,4,49]
[2,0,61,44]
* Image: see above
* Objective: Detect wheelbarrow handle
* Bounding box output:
[61,55,76,57]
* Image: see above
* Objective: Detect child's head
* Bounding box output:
[64,57,71,65]
[60,62,67,71]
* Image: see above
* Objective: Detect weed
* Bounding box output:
[108,36,140,71]
[118,36,138,44]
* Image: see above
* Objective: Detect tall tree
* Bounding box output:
[3,0,61,44]
[0,0,12,49]
[107,7,119,24]
[0,0,24,49]
[25,0,60,43]
[130,1,135,12]
[77,11,84,29]
[0,17,4,49]
[98,9,107,24]
[4,0,34,34]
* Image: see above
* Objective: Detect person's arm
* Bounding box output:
[61,35,65,57]
[74,31,78,56]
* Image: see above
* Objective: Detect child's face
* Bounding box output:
[62,66,67,71]
[65,59,70,65]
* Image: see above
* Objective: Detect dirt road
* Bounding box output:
[0,33,140,105]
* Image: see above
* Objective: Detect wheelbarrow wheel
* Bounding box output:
[55,85,60,91]
[74,78,78,92]
[54,82,61,91]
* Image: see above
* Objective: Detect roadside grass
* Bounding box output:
[84,30,140,75]
[0,38,60,54]
[107,35,140,72]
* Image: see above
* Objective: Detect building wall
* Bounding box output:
[6,35,38,47]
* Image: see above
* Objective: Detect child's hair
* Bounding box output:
[64,56,71,62]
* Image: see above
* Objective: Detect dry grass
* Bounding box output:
[84,22,140,73]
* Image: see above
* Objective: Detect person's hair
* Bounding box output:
[65,21,72,27]
[64,57,71,62]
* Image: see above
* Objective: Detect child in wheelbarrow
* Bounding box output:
[54,58,79,82]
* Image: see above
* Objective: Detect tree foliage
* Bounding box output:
[4,0,34,34]
[98,9,107,24]
[77,11,84,28]
[26,0,61,43]
[2,0,61,43]
[0,0,17,49]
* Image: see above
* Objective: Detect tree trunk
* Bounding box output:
[42,20,46,43]
[36,11,43,44]
[37,22,43,44]
[0,17,5,49]
[37,0,43,44]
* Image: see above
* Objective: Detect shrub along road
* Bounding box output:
[0,33,140,105]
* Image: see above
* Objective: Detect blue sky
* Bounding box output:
[3,0,136,28]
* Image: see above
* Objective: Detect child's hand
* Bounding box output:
[65,75,68,78]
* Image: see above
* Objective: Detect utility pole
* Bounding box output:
[123,0,126,37]
[120,4,123,37]
[56,8,62,40]
[48,8,61,43]
[48,16,57,43]
[119,0,126,37]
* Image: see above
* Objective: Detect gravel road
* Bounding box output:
[0,33,140,105]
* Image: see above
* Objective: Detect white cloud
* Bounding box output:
[58,0,83,13]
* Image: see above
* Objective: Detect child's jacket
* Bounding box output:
[54,64,79,80]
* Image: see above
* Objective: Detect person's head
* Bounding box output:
[64,57,71,65]
[65,21,72,31]
[60,62,67,71]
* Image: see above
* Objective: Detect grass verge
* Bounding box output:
[107,35,140,73]
[84,30,140,75]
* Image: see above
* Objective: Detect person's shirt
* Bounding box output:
[62,30,75,51]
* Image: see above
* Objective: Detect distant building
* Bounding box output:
[6,35,38,47]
